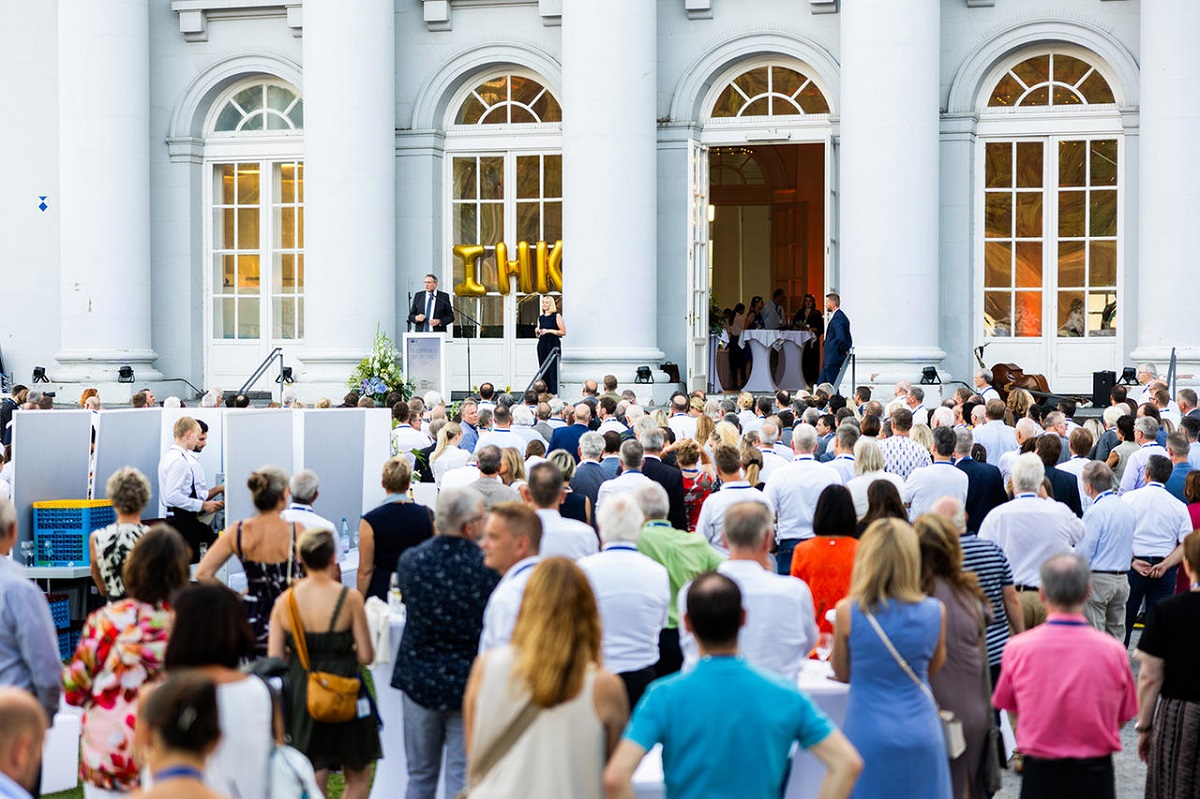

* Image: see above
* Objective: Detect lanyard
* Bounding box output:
[605,543,638,553]
[1045,619,1088,627]
[1016,492,1039,499]
[510,560,537,579]
[153,766,205,782]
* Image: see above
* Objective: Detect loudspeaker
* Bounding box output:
[1093,370,1116,408]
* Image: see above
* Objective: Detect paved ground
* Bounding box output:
[994,630,1147,798]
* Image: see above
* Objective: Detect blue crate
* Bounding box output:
[45,593,70,630]
[57,629,83,662]
[33,502,115,566]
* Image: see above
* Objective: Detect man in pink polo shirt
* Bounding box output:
[992,553,1136,799]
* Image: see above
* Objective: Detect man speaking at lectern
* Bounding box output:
[408,273,455,332]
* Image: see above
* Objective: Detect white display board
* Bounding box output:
[403,332,447,398]
[222,410,295,524]
[11,409,92,544]
[93,409,163,511]
[302,409,366,531]
[362,409,392,515]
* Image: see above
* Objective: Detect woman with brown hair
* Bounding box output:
[268,528,378,799]
[196,466,301,655]
[89,466,151,602]
[856,479,909,536]
[674,439,715,532]
[915,513,993,799]
[134,673,230,799]
[740,446,764,490]
[462,557,628,798]
[64,525,191,797]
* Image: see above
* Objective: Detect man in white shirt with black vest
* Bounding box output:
[679,501,817,680]
[158,416,224,562]
[578,493,669,708]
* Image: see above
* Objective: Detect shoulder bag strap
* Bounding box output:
[287,523,297,584]
[863,609,940,711]
[328,586,350,633]
[465,701,543,790]
[236,521,245,558]
[284,589,311,672]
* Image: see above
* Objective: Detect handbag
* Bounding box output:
[454,700,543,798]
[976,603,1003,793]
[863,609,967,759]
[285,587,362,724]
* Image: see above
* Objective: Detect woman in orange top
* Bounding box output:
[790,485,858,634]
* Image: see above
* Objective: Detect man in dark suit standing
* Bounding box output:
[549,404,593,462]
[638,427,688,532]
[570,431,612,522]
[1036,435,1083,517]
[818,292,852,385]
[407,273,454,332]
[953,428,1007,533]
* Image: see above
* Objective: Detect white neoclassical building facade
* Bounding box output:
[1,0,1195,401]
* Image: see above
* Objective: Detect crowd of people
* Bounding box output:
[0,360,1198,799]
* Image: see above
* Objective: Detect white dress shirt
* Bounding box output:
[772,443,794,462]
[281,503,336,534]
[695,482,774,555]
[1118,442,1169,495]
[479,556,542,652]
[757,448,789,483]
[0,771,32,799]
[432,446,470,485]
[1121,482,1192,558]
[390,424,433,463]
[972,420,1019,467]
[578,544,670,673]
[439,462,481,493]
[978,494,1085,586]
[595,469,654,511]
[668,413,697,443]
[1076,491,1136,572]
[473,427,529,454]
[905,460,969,521]
[764,457,842,542]
[909,405,929,427]
[159,444,202,512]
[597,418,628,437]
[535,508,599,560]
[979,386,1001,403]
[509,426,549,448]
[845,470,910,520]
[829,455,856,484]
[678,559,817,680]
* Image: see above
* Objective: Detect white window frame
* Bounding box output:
[202,78,304,382]
[974,47,1125,383]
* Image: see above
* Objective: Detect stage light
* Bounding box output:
[31,366,49,384]
[1120,367,1137,385]
[635,366,653,384]
[117,365,135,383]
[919,366,941,385]
[276,366,294,384]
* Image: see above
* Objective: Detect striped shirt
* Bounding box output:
[959,533,1014,667]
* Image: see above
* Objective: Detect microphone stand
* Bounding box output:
[451,302,485,395]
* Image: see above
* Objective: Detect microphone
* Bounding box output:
[406,291,413,332]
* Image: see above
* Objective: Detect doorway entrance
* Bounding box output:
[708,143,826,392]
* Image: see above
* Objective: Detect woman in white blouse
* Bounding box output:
[845,437,909,521]
[431,422,469,486]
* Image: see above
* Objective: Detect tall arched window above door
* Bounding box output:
[445,71,562,355]
[205,78,304,346]
[977,47,1122,387]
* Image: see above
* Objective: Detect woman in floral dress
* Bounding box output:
[63,525,190,798]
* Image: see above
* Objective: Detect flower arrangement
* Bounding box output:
[348,326,413,405]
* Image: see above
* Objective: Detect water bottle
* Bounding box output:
[340,518,351,555]
[388,572,405,617]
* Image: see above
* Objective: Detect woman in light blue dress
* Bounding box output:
[832,518,952,799]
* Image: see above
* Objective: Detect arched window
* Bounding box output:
[988,54,1115,108]
[977,49,1121,385]
[211,80,303,134]
[455,74,561,125]
[710,64,829,118]
[710,148,767,186]
[205,79,304,352]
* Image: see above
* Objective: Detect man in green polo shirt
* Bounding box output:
[633,482,725,676]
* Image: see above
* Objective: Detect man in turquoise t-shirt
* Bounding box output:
[603,572,862,799]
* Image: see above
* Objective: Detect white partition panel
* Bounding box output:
[223,410,295,524]
[361,409,391,515]
[12,410,92,543]
[94,409,163,513]
[302,409,366,531]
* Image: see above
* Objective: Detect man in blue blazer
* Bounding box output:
[818,292,852,385]
[952,428,1008,532]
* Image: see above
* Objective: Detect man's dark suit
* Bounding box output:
[818,308,852,384]
[407,289,455,332]
[642,455,688,532]
[571,461,612,523]
[548,422,591,462]
[1046,464,1083,517]
[955,456,1008,533]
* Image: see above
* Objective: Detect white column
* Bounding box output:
[1132,0,1200,377]
[299,0,396,387]
[838,0,944,384]
[56,0,160,382]
[560,0,663,391]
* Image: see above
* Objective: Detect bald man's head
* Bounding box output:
[930,496,967,534]
[0,688,47,793]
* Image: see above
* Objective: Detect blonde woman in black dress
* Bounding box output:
[535,295,566,395]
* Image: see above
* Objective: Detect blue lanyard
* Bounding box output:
[153,766,205,782]
[510,561,537,579]
[1016,493,1039,499]
[1045,619,1088,627]
[605,544,638,553]
[1094,490,1115,502]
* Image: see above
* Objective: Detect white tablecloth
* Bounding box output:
[740,330,815,393]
